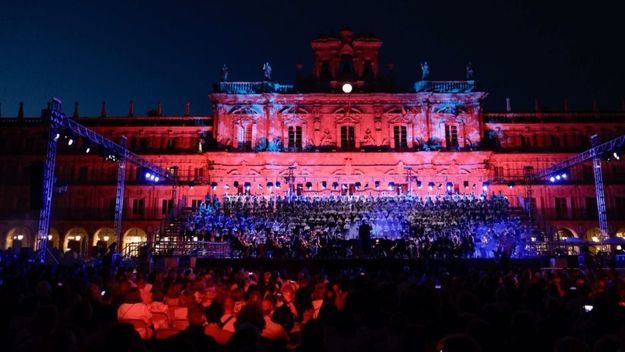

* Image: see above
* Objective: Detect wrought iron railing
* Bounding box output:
[123,240,231,258]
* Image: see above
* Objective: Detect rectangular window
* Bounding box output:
[194,168,204,178]
[494,166,504,181]
[108,198,116,217]
[191,199,203,209]
[585,197,597,219]
[615,197,625,220]
[78,166,89,182]
[139,138,149,151]
[393,126,408,149]
[166,138,176,150]
[340,126,355,149]
[523,166,534,178]
[613,165,625,179]
[582,165,593,182]
[161,199,173,215]
[237,125,253,150]
[579,134,591,149]
[520,135,531,148]
[132,198,145,216]
[445,125,458,149]
[288,126,302,149]
[550,134,560,148]
[555,197,567,219]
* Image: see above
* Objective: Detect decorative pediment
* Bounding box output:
[384,106,406,114]
[280,105,310,114]
[383,168,401,175]
[336,114,361,125]
[387,114,414,124]
[435,167,470,175]
[333,106,363,114]
[229,105,262,115]
[432,101,467,115]
[233,115,258,125]
[339,43,353,56]
[226,164,261,176]
[283,114,307,125]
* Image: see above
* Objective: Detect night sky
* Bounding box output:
[1,0,624,117]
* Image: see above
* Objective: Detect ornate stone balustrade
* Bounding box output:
[485,112,625,123]
[218,81,295,94]
[414,80,476,93]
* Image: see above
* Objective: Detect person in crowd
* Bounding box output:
[117,287,153,339]
[164,303,218,352]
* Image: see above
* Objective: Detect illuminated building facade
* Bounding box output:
[1,28,624,253]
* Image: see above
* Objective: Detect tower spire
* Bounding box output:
[184,101,191,116]
[534,97,540,112]
[156,100,162,116]
[100,101,107,118]
[72,101,80,118]
[18,102,24,119]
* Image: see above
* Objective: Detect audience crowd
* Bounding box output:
[2,259,625,352]
[184,194,537,259]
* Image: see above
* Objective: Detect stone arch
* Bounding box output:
[5,226,33,249]
[122,227,147,251]
[93,227,115,246]
[63,227,88,253]
[48,228,60,249]
[585,227,602,242]
[554,227,577,240]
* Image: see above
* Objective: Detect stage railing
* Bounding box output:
[123,240,231,258]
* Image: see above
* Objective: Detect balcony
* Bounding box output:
[216,81,295,94]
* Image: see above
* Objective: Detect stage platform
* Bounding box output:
[151,256,548,273]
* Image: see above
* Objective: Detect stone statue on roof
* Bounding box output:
[220,64,229,82]
[466,62,474,80]
[420,61,430,80]
[262,62,272,81]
